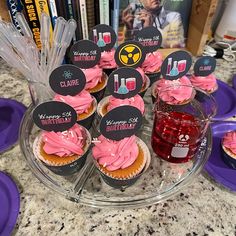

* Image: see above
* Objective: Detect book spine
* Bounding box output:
[99,0,104,24]
[72,0,82,40]
[34,0,53,43]
[21,0,42,49]
[55,0,66,18]
[113,0,120,45]
[99,0,110,25]
[86,0,95,32]
[6,0,23,33]
[79,0,88,39]
[48,0,58,28]
[65,0,74,19]
[94,0,100,25]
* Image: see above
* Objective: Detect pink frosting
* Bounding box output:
[92,135,139,171]
[223,131,236,155]
[42,124,85,157]
[99,49,117,69]
[154,76,193,104]
[82,65,103,90]
[190,74,217,92]
[141,51,163,73]
[136,67,147,85]
[54,90,93,115]
[107,95,145,114]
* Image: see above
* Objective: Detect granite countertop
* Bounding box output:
[0,59,236,236]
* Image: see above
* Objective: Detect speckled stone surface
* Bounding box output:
[0,58,236,236]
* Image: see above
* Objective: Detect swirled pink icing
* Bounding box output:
[42,124,85,157]
[190,74,217,92]
[99,49,117,69]
[92,135,139,171]
[154,76,193,104]
[223,131,236,155]
[107,95,145,114]
[54,90,93,115]
[82,65,103,90]
[141,51,163,73]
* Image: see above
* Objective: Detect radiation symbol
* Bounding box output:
[118,44,143,67]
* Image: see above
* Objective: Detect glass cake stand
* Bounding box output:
[20,95,212,208]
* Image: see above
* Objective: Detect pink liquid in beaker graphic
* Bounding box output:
[103,32,111,44]
[178,60,187,72]
[126,78,136,91]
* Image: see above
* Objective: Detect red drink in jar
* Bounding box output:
[151,111,201,163]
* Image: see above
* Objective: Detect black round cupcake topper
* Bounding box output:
[33,101,77,132]
[89,24,117,52]
[70,40,101,69]
[115,41,146,68]
[194,56,216,77]
[100,106,142,141]
[107,67,143,99]
[49,65,86,96]
[135,26,162,53]
[161,50,192,80]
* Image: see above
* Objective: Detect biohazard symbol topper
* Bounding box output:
[115,41,145,68]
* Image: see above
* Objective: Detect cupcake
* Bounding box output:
[222,131,236,169]
[99,49,117,76]
[136,67,150,97]
[97,94,145,117]
[33,124,91,176]
[92,135,151,188]
[54,90,97,129]
[190,74,218,94]
[82,65,108,102]
[141,51,163,86]
[151,76,194,105]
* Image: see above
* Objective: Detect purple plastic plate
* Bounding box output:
[0,171,20,235]
[232,74,236,90]
[0,98,26,153]
[204,122,236,191]
[212,80,236,120]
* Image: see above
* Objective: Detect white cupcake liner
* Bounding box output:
[96,95,110,118]
[33,126,92,167]
[95,137,151,180]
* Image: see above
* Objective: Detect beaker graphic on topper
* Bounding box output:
[166,58,187,76]
[93,30,111,47]
[97,32,106,47]
[113,74,137,95]
[103,32,111,44]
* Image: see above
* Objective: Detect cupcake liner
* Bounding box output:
[89,73,108,102]
[222,145,236,169]
[77,97,97,130]
[97,96,110,118]
[139,76,150,98]
[95,137,151,188]
[33,127,91,176]
[146,71,161,87]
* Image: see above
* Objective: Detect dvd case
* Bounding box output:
[118,0,192,48]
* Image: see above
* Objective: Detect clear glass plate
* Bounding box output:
[20,101,212,208]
